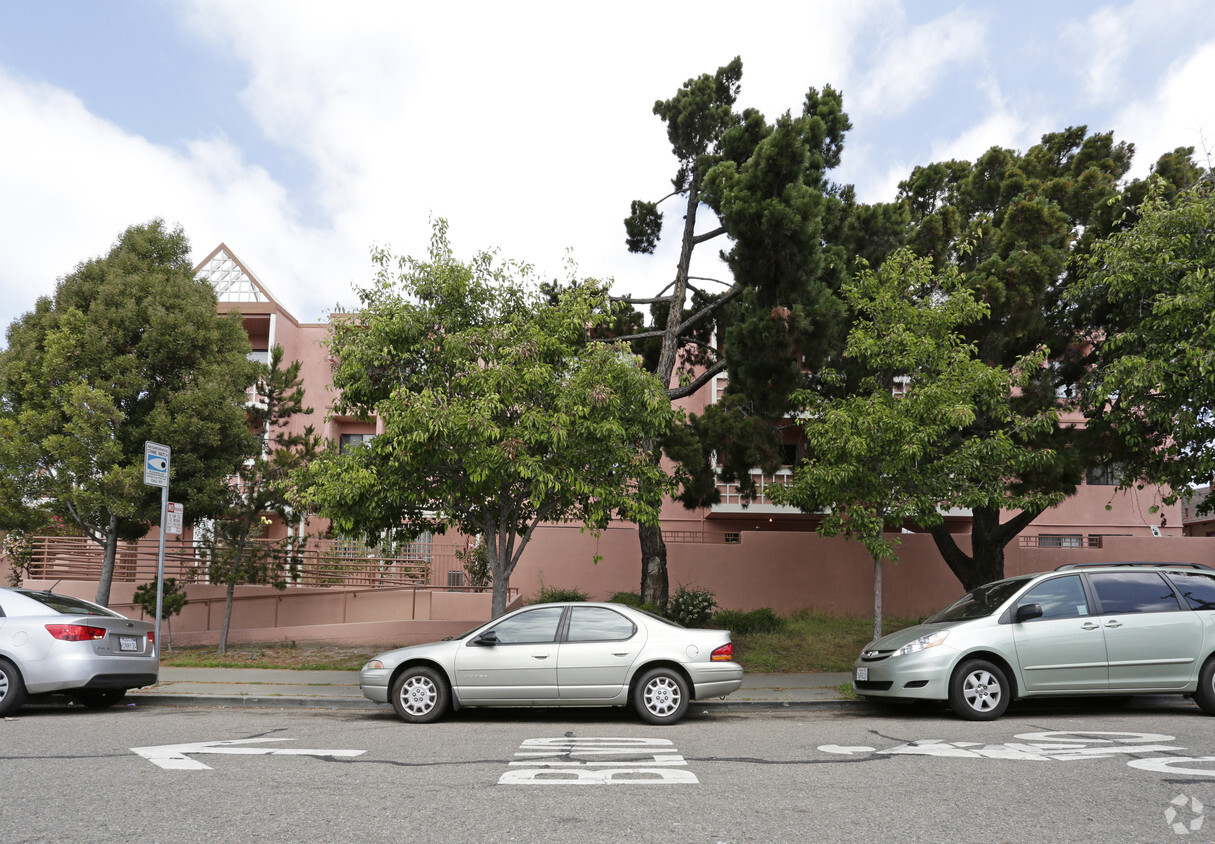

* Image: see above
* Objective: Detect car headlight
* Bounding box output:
[892,630,949,657]
[363,660,384,670]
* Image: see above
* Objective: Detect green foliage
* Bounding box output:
[0,220,259,606]
[665,585,718,628]
[454,538,491,589]
[133,578,189,619]
[1070,181,1215,506]
[535,585,590,603]
[295,220,676,617]
[712,607,785,635]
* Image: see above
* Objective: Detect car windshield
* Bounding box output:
[16,589,120,618]
[924,578,1028,623]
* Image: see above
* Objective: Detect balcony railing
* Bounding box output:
[715,469,796,509]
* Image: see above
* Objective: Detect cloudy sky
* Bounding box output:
[1,0,1212,339]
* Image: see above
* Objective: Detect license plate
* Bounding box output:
[119,636,139,652]
[855,666,868,682]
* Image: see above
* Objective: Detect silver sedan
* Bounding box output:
[0,587,159,715]
[361,602,743,725]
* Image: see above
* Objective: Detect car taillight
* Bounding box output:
[45,624,107,641]
[148,631,155,645]
[711,643,734,661]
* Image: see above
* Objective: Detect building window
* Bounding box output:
[247,349,270,365]
[1037,534,1084,548]
[1086,462,1124,486]
[339,433,375,454]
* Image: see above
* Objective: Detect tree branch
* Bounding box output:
[692,226,727,245]
[667,359,728,400]
[675,282,746,334]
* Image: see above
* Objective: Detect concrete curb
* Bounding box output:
[126,693,866,712]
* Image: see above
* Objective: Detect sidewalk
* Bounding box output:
[126,667,860,712]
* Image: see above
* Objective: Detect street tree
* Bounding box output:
[619,57,852,607]
[1069,179,1215,506]
[204,345,322,653]
[892,129,1200,590]
[0,221,258,606]
[296,222,675,617]
[770,250,1056,637]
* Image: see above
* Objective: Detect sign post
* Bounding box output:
[143,442,171,653]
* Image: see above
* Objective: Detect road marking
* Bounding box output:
[500,737,698,784]
[131,738,366,771]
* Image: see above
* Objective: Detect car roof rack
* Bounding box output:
[1054,561,1215,572]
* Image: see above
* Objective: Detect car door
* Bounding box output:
[1088,571,1204,690]
[453,606,565,702]
[1010,574,1109,692]
[557,606,644,700]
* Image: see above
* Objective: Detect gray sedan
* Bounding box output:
[0,587,158,715]
[361,602,743,725]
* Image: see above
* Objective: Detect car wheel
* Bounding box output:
[949,659,1010,721]
[390,666,449,723]
[0,658,27,717]
[75,689,127,709]
[1195,659,1215,715]
[634,667,689,725]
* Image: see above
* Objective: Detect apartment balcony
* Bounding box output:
[711,469,804,515]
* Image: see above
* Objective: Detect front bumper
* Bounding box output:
[853,647,957,701]
[360,667,391,703]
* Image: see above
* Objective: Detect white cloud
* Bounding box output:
[1116,40,1215,178]
[852,6,988,117]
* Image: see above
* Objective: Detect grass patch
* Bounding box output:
[160,611,919,674]
[730,610,920,673]
[162,644,379,671]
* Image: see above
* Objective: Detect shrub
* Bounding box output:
[666,585,717,628]
[713,607,786,635]
[608,591,661,615]
[535,585,589,603]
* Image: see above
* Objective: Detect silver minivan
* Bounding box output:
[854,562,1215,720]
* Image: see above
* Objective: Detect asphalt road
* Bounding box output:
[5,696,1215,842]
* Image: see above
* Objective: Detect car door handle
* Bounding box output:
[1105,621,1123,628]
[1081,622,1100,630]
[612,652,630,657]
[532,654,550,660]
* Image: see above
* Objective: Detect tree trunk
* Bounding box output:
[638,521,669,609]
[872,555,883,640]
[929,505,1041,592]
[95,513,120,606]
[219,581,236,655]
[636,173,705,608]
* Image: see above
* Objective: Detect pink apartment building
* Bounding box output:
[196,244,1211,624]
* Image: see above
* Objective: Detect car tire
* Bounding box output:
[633,667,689,725]
[1195,659,1215,715]
[949,659,1010,721]
[0,658,27,717]
[390,666,449,723]
[75,689,127,709]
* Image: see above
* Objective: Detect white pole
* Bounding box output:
[155,484,168,654]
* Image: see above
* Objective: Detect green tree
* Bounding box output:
[296,222,676,617]
[619,57,852,607]
[1069,180,1215,504]
[0,221,258,605]
[892,130,1202,590]
[133,577,188,653]
[204,345,321,653]
[770,250,1056,637]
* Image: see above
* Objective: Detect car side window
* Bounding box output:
[486,607,564,644]
[1089,572,1182,614]
[1016,575,1089,620]
[1166,572,1215,610]
[566,607,636,642]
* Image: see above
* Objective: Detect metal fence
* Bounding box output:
[16,535,470,590]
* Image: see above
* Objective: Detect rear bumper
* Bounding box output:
[689,663,744,699]
[21,652,159,694]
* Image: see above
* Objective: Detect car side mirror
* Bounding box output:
[1014,603,1043,623]
[473,631,499,646]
